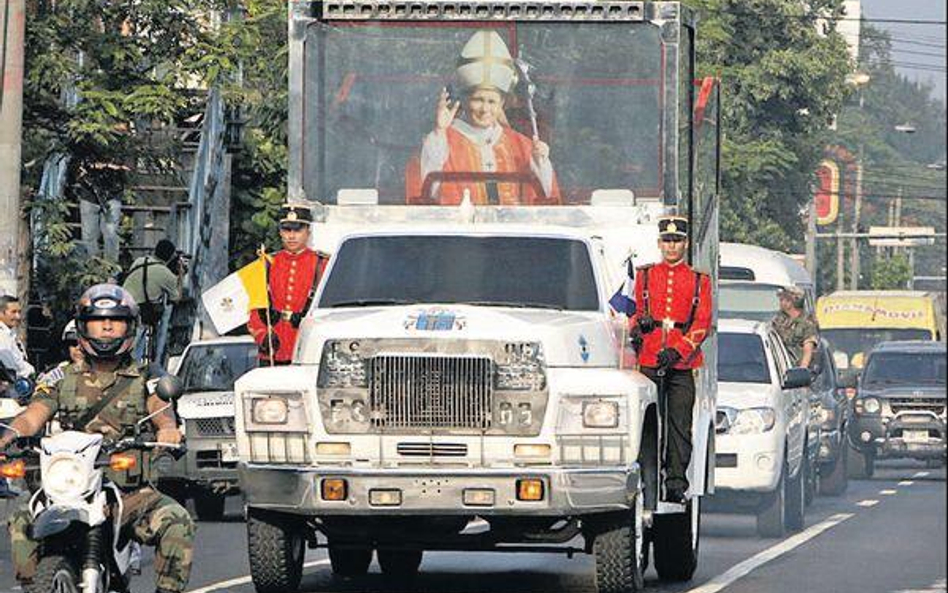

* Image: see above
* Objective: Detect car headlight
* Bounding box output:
[731,407,776,435]
[318,340,368,388]
[44,456,87,499]
[859,397,881,415]
[583,401,620,428]
[252,397,289,424]
[496,342,546,391]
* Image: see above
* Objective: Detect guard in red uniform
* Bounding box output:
[247,204,329,364]
[629,216,712,503]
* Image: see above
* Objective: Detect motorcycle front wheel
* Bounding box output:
[25,554,80,593]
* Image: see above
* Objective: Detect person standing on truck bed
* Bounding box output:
[772,286,819,370]
[629,216,712,504]
[247,204,330,365]
[405,29,560,205]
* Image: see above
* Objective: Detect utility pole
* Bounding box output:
[0,0,25,298]
[806,195,818,281]
[836,199,846,291]
[850,142,864,290]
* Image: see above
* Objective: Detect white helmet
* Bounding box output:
[62,320,78,343]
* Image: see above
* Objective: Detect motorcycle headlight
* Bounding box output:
[731,407,776,435]
[44,456,87,499]
[318,340,368,388]
[496,342,546,391]
[859,397,881,415]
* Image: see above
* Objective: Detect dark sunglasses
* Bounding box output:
[64,340,79,348]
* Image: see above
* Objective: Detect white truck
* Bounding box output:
[235,3,720,593]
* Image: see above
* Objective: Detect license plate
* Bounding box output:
[221,442,239,462]
[902,430,929,443]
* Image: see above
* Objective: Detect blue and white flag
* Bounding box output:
[608,257,636,317]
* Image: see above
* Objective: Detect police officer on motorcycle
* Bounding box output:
[1,284,195,593]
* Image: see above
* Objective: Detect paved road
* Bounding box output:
[1,460,944,593]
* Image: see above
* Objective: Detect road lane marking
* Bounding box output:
[895,577,947,593]
[879,489,898,495]
[684,513,855,593]
[898,480,915,486]
[913,471,930,478]
[187,559,331,593]
[857,499,880,507]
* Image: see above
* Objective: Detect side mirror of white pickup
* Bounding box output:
[782,367,813,390]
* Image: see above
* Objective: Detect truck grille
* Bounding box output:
[193,417,236,437]
[889,398,946,416]
[370,355,493,432]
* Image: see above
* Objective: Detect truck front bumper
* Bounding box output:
[851,414,947,460]
[238,463,640,516]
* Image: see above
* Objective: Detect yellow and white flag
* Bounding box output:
[201,251,270,335]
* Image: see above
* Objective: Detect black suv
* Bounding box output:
[809,340,851,495]
[848,341,947,477]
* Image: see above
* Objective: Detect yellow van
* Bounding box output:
[816,290,947,369]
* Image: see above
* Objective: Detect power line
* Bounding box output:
[864,36,947,50]
[890,48,947,60]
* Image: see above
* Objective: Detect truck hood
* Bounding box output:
[298,304,620,367]
[717,382,779,409]
[177,391,235,420]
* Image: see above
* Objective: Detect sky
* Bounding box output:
[860,0,947,103]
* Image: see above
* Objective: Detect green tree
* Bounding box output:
[691,0,852,251]
[870,254,912,290]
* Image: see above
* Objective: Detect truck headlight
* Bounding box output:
[583,401,620,428]
[318,340,368,388]
[859,397,881,415]
[252,397,289,424]
[45,456,86,499]
[731,407,776,434]
[496,342,546,391]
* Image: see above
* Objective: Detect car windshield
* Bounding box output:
[718,283,782,322]
[178,343,258,393]
[822,328,933,369]
[862,352,947,388]
[318,235,599,311]
[303,20,663,204]
[718,333,771,384]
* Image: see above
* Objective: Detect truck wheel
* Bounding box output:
[25,554,79,593]
[247,510,304,593]
[784,459,806,533]
[194,492,227,522]
[819,446,849,496]
[652,496,700,582]
[329,545,373,577]
[593,501,645,593]
[757,466,786,538]
[377,549,423,580]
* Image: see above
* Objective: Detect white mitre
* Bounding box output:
[455,30,517,94]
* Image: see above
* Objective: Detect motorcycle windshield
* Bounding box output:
[300,20,664,205]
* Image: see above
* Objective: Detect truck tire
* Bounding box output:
[329,545,373,577]
[247,510,304,593]
[847,444,875,479]
[652,497,700,582]
[593,502,645,593]
[377,549,423,580]
[819,446,849,496]
[785,459,806,533]
[757,466,786,538]
[25,554,79,593]
[194,492,226,522]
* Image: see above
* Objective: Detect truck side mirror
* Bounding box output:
[782,367,812,390]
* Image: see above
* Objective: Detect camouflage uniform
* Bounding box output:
[6,359,195,593]
[771,310,820,367]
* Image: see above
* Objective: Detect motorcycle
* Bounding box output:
[0,375,184,593]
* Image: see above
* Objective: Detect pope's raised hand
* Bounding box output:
[532,137,550,163]
[435,87,461,133]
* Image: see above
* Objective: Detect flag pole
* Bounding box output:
[258,244,276,367]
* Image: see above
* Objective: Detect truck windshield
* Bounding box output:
[178,343,258,393]
[719,283,782,321]
[863,352,947,387]
[318,235,600,311]
[718,333,771,384]
[822,328,933,369]
[303,20,663,205]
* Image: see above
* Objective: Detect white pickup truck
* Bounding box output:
[234,204,716,593]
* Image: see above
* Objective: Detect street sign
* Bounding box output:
[868,226,937,247]
[815,159,840,225]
